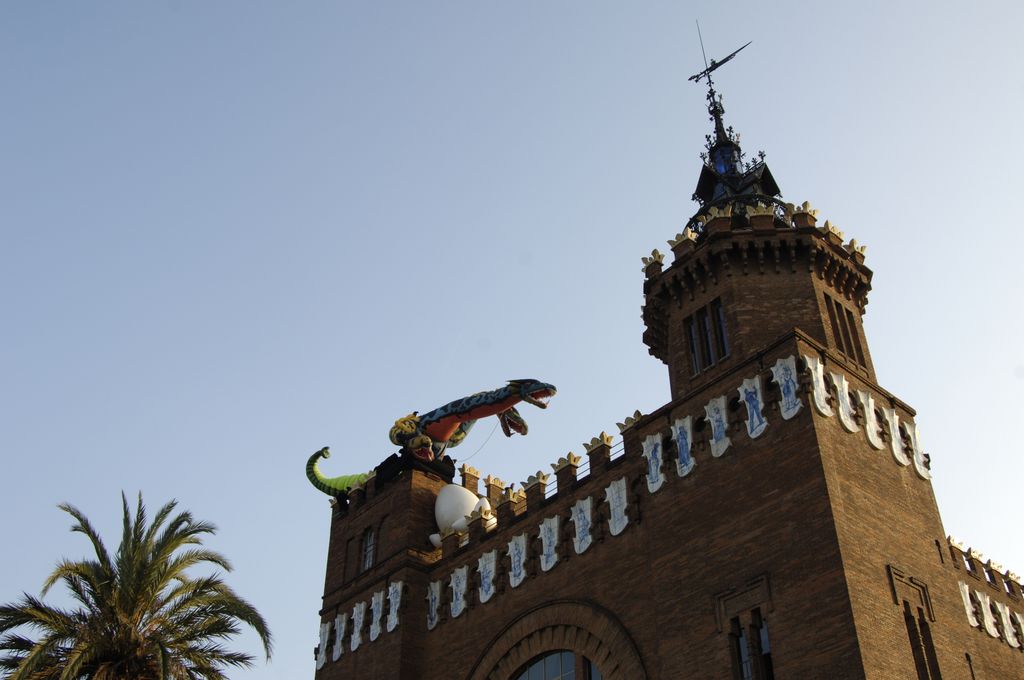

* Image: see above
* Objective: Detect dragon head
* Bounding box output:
[495,380,557,437]
[389,412,421,445]
[498,406,528,437]
[507,379,557,409]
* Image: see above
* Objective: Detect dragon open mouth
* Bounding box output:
[499,407,528,436]
[523,387,556,409]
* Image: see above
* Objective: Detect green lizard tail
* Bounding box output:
[306,447,370,497]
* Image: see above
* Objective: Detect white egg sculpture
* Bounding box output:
[429,484,495,548]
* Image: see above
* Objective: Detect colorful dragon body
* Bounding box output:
[306,379,557,497]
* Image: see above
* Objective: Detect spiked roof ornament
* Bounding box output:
[686,36,781,210]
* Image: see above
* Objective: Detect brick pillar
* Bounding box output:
[584,432,613,471]
[441,530,464,559]
[459,464,480,495]
[552,453,581,494]
[496,487,524,527]
[466,510,492,544]
[792,201,819,229]
[483,475,505,508]
[523,472,549,510]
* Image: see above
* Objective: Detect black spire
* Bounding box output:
[687,41,781,208]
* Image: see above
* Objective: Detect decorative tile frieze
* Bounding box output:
[369,589,384,642]
[771,356,803,420]
[641,432,666,493]
[605,477,629,536]
[804,355,834,417]
[386,581,402,633]
[478,551,497,603]
[449,566,468,618]
[507,534,528,588]
[704,396,731,457]
[316,621,329,670]
[855,390,884,450]
[881,407,911,467]
[672,416,695,477]
[539,516,560,572]
[350,601,366,651]
[570,497,593,554]
[332,612,346,661]
[426,581,441,631]
[829,372,858,433]
[738,375,768,439]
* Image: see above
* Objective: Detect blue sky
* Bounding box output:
[3,2,1023,677]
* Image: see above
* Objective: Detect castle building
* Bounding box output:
[309,63,1024,680]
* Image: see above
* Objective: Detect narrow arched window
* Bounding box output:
[360,527,376,572]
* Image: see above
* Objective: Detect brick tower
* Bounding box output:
[310,57,1024,680]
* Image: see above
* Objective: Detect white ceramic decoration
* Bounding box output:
[426,581,441,631]
[1014,612,1024,647]
[994,601,1021,648]
[738,376,768,439]
[386,581,402,633]
[449,566,468,618]
[902,421,931,480]
[332,612,346,661]
[430,484,493,548]
[316,621,330,669]
[478,551,497,603]
[973,589,1001,638]
[672,416,695,477]
[703,396,731,457]
[570,497,593,554]
[959,581,979,627]
[507,534,527,588]
[369,589,384,642]
[803,355,834,417]
[641,432,666,493]
[881,407,911,466]
[855,390,885,450]
[829,372,859,433]
[539,516,560,572]
[605,477,629,536]
[770,356,803,420]
[350,601,366,651]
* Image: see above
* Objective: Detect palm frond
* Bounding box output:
[0,495,272,679]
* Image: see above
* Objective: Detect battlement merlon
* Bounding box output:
[948,536,1023,593]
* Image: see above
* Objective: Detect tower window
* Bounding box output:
[824,294,866,368]
[734,622,752,680]
[730,610,774,680]
[843,308,866,364]
[684,298,730,375]
[902,600,942,680]
[360,527,376,572]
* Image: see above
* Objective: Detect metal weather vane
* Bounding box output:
[687,38,752,88]
[685,22,751,141]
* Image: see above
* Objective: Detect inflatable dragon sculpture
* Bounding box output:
[307,379,556,497]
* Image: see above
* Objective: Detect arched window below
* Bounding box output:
[513,650,603,680]
[360,527,376,572]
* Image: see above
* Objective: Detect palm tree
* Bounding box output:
[0,494,272,680]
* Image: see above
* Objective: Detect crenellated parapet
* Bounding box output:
[417,346,934,634]
[644,199,871,303]
[948,536,1024,651]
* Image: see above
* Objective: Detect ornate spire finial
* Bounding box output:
[688,37,751,154]
[686,38,781,214]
